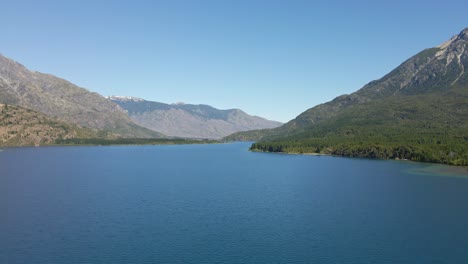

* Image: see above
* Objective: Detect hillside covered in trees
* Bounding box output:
[232,28,468,166]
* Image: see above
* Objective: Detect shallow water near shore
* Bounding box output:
[407,163,468,178]
[1,143,468,263]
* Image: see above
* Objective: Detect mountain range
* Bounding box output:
[108,96,282,139]
[225,28,468,165]
[0,53,281,145]
[1,28,467,163]
[0,54,162,138]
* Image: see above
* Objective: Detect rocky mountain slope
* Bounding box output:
[108,96,282,139]
[0,104,98,146]
[0,55,163,138]
[227,28,468,141]
[227,28,468,165]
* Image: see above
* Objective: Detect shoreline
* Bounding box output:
[0,140,221,149]
[250,149,468,176]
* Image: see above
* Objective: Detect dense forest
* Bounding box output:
[228,29,468,166]
[250,91,468,166]
[251,129,468,166]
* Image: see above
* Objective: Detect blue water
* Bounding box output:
[1,143,468,264]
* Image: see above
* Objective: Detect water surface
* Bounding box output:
[1,143,468,263]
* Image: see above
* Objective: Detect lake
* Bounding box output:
[1,143,468,263]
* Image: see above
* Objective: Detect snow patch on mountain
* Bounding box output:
[107,95,145,102]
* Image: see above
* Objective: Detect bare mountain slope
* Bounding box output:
[0,104,97,146]
[109,96,282,139]
[0,54,163,138]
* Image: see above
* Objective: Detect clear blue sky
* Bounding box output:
[1,0,466,122]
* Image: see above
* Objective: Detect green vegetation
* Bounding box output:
[232,29,468,166]
[251,129,468,166]
[250,91,468,166]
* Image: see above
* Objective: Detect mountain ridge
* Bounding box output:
[226,28,468,165]
[108,96,282,139]
[0,54,164,138]
[226,28,468,142]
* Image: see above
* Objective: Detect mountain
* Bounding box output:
[0,104,98,146]
[108,96,282,139]
[227,28,468,165]
[0,54,164,138]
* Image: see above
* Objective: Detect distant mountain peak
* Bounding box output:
[110,96,282,139]
[227,27,468,144]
